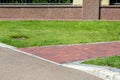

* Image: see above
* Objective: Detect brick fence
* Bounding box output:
[0,0,120,20]
[0,5,82,20]
[100,6,120,20]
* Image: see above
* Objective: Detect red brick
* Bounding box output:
[19,42,120,64]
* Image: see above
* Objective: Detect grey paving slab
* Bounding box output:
[0,47,102,80]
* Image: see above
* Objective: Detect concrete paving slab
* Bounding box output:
[0,47,102,80]
[63,62,120,80]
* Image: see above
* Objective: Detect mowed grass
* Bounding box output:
[0,20,120,47]
[82,56,120,68]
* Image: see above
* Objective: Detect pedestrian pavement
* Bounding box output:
[0,46,102,80]
[19,41,120,64]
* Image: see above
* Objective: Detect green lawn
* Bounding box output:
[0,20,120,48]
[82,56,120,68]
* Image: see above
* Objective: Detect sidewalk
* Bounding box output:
[19,41,120,64]
[0,46,102,80]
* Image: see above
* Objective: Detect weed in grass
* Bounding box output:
[9,35,29,40]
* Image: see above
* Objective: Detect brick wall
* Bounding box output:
[0,3,120,20]
[82,0,100,20]
[100,6,120,20]
[0,5,82,20]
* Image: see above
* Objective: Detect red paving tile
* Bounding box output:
[18,42,120,64]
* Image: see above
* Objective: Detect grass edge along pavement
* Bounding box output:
[0,20,120,48]
[82,56,120,69]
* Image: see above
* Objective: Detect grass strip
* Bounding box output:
[82,56,120,68]
[0,20,120,47]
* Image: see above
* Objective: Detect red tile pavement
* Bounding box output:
[18,42,120,64]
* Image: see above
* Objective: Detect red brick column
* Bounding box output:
[82,0,100,20]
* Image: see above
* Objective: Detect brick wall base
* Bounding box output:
[0,5,120,20]
[0,5,82,20]
[100,6,120,20]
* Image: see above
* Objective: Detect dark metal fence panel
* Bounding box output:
[110,0,120,5]
[0,0,73,4]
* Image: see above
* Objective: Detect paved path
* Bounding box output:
[0,47,102,80]
[19,42,120,64]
